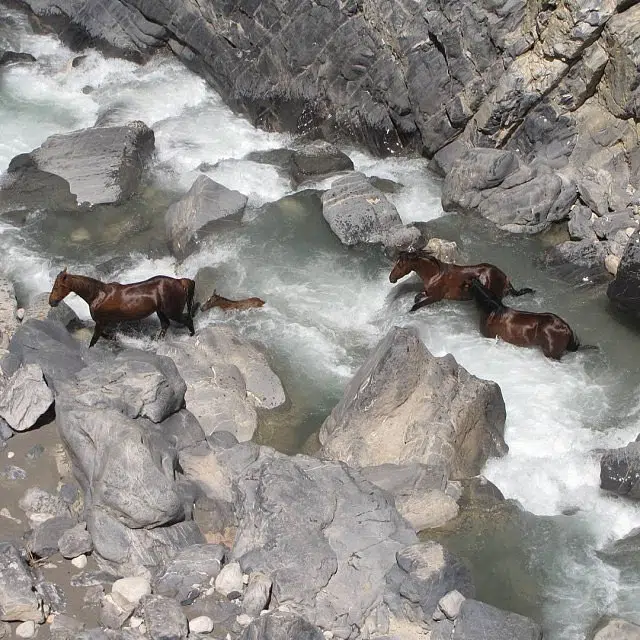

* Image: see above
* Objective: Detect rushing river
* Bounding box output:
[1,6,640,639]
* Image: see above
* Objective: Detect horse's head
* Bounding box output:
[389,251,419,283]
[200,289,221,312]
[49,267,71,307]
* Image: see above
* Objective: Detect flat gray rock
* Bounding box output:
[31,121,154,206]
[0,543,44,623]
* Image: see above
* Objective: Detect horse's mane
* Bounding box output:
[469,278,504,315]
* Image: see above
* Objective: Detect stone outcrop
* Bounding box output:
[319,326,508,483]
[600,438,640,500]
[16,0,640,289]
[607,228,640,317]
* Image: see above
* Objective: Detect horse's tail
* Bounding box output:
[468,278,505,315]
[567,331,599,353]
[506,282,535,297]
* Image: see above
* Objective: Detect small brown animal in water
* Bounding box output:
[201,290,265,312]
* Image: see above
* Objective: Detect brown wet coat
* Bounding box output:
[201,291,265,312]
[469,279,577,360]
[49,269,195,347]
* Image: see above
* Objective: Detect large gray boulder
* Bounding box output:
[157,326,286,441]
[165,175,247,259]
[186,440,418,634]
[319,326,507,482]
[0,363,53,432]
[240,611,324,640]
[442,148,577,234]
[29,121,154,206]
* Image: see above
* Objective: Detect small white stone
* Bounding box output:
[259,610,268,617]
[129,617,143,629]
[189,616,214,634]
[236,614,252,627]
[242,573,249,585]
[7,451,14,459]
[16,621,36,638]
[16,308,25,321]
[605,254,621,276]
[215,562,244,597]
[112,576,151,607]
[204,587,215,596]
[138,624,146,635]
[323,631,334,640]
[71,554,87,569]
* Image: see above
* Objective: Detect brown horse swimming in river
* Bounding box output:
[49,268,195,347]
[466,278,596,360]
[389,250,535,312]
[201,290,265,312]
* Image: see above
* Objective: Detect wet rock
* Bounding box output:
[58,523,92,558]
[26,515,77,558]
[0,543,44,622]
[36,581,65,614]
[1,464,25,480]
[215,562,243,599]
[242,573,272,617]
[193,266,220,310]
[157,326,286,441]
[153,544,225,603]
[600,440,640,500]
[321,172,404,246]
[568,205,597,241]
[24,121,154,206]
[188,616,214,635]
[18,488,72,526]
[142,595,188,640]
[26,444,45,460]
[590,617,640,639]
[385,541,474,626]
[320,326,507,482]
[607,228,640,320]
[23,293,78,328]
[165,175,247,260]
[239,611,324,640]
[542,238,608,282]
[452,599,542,639]
[0,51,36,66]
[0,363,53,432]
[442,149,577,234]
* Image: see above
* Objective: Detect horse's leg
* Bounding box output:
[181,313,195,336]
[414,290,427,304]
[156,311,171,339]
[89,324,104,348]
[409,295,438,313]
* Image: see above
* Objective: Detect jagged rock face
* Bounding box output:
[608,228,640,318]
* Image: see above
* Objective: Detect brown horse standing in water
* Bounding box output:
[49,268,195,347]
[201,290,265,312]
[466,278,596,360]
[389,250,534,312]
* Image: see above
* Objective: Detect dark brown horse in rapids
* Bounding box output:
[200,290,265,312]
[389,250,535,312]
[467,278,597,360]
[49,268,195,347]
